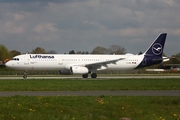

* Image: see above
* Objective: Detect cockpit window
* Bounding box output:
[12,58,19,61]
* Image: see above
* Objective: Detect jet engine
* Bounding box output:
[70,66,89,74]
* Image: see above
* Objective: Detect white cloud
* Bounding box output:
[14,13,25,21]
[3,21,24,34]
[0,0,180,55]
[34,23,58,33]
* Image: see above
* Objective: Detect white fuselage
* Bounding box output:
[5,33,168,78]
[6,54,144,71]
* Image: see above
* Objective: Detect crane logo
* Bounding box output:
[152,43,162,55]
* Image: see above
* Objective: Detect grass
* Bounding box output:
[0,96,179,120]
[0,78,180,91]
[0,78,179,120]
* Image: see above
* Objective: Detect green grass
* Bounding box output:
[0,78,180,120]
[0,78,180,91]
[0,96,179,120]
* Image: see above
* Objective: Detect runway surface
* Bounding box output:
[1,75,180,80]
[0,91,179,96]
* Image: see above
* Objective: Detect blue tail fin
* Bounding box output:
[135,33,167,69]
[143,33,167,56]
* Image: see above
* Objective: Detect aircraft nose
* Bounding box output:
[5,61,13,68]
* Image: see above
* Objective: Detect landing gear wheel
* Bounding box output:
[91,73,97,78]
[23,75,27,79]
[82,74,88,78]
[23,70,28,79]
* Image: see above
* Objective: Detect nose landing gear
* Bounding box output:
[23,70,27,79]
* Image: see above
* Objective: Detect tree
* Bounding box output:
[0,44,11,61]
[31,47,47,54]
[91,45,126,54]
[69,50,76,54]
[76,51,82,54]
[108,45,126,54]
[10,50,21,57]
[85,51,89,54]
[76,51,89,54]
[166,53,180,64]
[138,52,143,55]
[91,46,108,54]
[47,50,57,54]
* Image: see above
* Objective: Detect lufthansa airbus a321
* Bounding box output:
[6,33,169,78]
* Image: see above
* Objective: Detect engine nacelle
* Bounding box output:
[70,66,89,74]
[58,70,72,75]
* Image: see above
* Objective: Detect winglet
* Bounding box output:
[143,33,167,57]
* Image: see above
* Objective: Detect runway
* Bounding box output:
[0,91,179,97]
[1,75,180,80]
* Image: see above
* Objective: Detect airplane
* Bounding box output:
[5,33,168,79]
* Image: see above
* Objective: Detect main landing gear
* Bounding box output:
[82,73,97,78]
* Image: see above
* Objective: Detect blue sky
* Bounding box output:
[0,0,180,56]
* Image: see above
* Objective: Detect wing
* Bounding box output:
[85,58,125,71]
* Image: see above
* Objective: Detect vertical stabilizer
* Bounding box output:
[136,33,167,69]
[143,33,167,57]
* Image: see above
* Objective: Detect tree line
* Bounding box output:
[0,44,180,64]
[0,44,126,60]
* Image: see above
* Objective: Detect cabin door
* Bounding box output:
[142,56,146,65]
[59,58,63,66]
[24,54,29,65]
